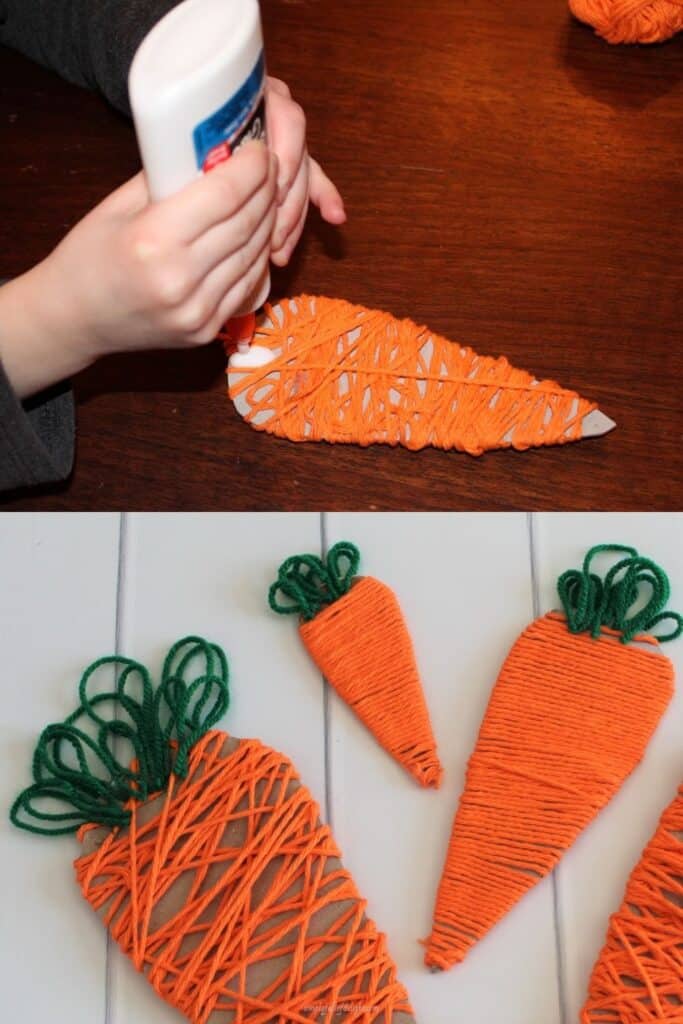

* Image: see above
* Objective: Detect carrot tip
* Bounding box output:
[412,760,444,789]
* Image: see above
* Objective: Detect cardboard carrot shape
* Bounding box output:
[269,541,443,788]
[581,780,683,1023]
[424,544,682,971]
[226,296,615,456]
[10,637,414,1024]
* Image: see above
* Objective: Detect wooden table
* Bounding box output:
[1,1,681,510]
[2,511,682,1023]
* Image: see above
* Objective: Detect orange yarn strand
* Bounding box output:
[299,577,442,788]
[227,296,598,456]
[76,730,413,1024]
[581,783,683,1022]
[569,0,683,43]
[424,613,674,971]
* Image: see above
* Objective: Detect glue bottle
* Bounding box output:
[129,0,273,367]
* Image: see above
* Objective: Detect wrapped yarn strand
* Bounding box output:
[226,296,615,456]
[269,541,443,788]
[425,545,682,971]
[580,781,683,1023]
[569,0,683,43]
[10,637,415,1024]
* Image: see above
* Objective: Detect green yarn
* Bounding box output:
[269,541,360,621]
[10,636,229,836]
[557,545,682,644]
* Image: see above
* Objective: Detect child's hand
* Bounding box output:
[0,141,277,397]
[266,77,346,267]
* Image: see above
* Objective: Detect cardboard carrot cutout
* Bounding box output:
[581,780,683,1023]
[424,544,682,972]
[225,296,615,456]
[269,541,443,788]
[10,637,414,1024]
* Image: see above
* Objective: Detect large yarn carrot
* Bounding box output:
[269,541,442,788]
[570,0,683,43]
[226,296,614,456]
[424,545,682,971]
[10,637,414,1024]
[581,781,683,1023]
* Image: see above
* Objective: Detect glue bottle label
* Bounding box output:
[193,52,266,173]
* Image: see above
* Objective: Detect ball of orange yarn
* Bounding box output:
[569,0,683,43]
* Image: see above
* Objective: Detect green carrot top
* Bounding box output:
[557,544,682,644]
[10,636,229,836]
[269,541,361,621]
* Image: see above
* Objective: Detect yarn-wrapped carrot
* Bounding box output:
[226,296,615,456]
[581,781,683,1023]
[269,541,443,788]
[424,544,682,971]
[10,637,414,1024]
[569,0,683,44]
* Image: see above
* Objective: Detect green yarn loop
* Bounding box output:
[10,636,229,837]
[557,545,682,644]
[269,541,361,621]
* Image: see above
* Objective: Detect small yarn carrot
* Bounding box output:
[424,544,682,972]
[10,637,414,1024]
[225,295,615,456]
[581,781,683,1023]
[269,540,443,788]
[569,0,683,43]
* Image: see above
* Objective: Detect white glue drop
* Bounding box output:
[129,0,273,357]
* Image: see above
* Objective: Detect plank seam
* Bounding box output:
[527,511,568,1024]
[104,512,129,1024]
[320,512,333,829]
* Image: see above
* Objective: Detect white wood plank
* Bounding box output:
[326,512,561,1024]
[1,512,121,1024]
[109,511,326,1024]
[533,512,683,1023]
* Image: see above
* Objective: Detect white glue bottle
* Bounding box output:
[129,0,273,368]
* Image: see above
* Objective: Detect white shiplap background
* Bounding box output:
[1,512,681,1024]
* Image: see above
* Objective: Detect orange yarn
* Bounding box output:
[570,0,683,42]
[424,613,675,971]
[581,781,683,1022]
[226,296,598,456]
[75,730,413,1023]
[300,577,443,788]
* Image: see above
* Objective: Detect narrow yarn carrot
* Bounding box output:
[424,544,682,972]
[225,296,614,456]
[570,0,683,43]
[10,638,414,1024]
[581,781,683,1023]
[269,541,442,789]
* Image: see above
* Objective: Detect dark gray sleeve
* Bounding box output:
[0,357,75,492]
[0,0,181,115]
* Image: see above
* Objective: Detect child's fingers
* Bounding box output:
[309,158,346,224]
[101,171,150,217]
[154,142,273,244]
[189,230,274,344]
[266,85,307,205]
[190,155,277,279]
[271,194,309,267]
[271,151,310,254]
[182,202,277,339]
[266,75,291,99]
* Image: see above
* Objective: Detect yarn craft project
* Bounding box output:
[224,296,615,457]
[269,541,442,789]
[10,637,414,1024]
[570,0,683,43]
[581,781,683,1023]
[424,544,682,972]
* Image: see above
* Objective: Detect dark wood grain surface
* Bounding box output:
[1,0,681,510]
